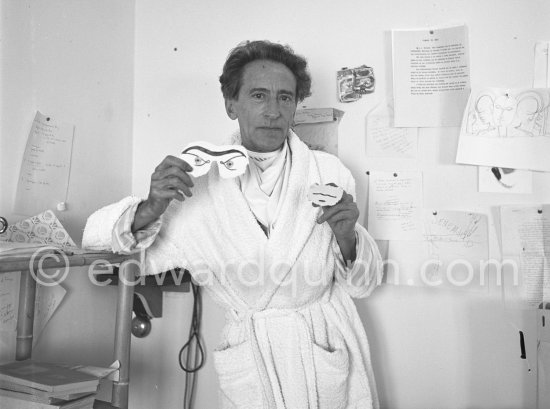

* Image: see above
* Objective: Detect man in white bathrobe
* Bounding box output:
[83,40,383,409]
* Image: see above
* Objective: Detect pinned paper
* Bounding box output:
[307,184,344,206]
[456,88,550,172]
[367,171,424,241]
[14,111,74,216]
[181,141,248,178]
[500,205,550,308]
[386,210,489,292]
[365,100,418,158]
[392,24,470,127]
[0,274,67,348]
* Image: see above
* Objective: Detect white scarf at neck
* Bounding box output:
[239,138,291,235]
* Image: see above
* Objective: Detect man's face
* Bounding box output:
[225,59,297,153]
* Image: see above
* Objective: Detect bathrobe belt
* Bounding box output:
[228,305,323,409]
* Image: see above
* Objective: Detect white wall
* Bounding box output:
[0,0,135,401]
[131,1,550,409]
[0,0,135,245]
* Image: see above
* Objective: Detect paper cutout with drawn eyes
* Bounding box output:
[307,183,344,206]
[180,141,249,178]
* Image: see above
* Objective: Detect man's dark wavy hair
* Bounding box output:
[219,40,312,103]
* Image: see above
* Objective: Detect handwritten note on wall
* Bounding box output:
[0,272,21,331]
[367,171,423,240]
[500,205,550,308]
[386,210,489,291]
[0,272,66,347]
[14,111,74,216]
[366,101,418,158]
[33,283,67,346]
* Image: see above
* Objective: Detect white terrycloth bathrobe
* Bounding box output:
[82,132,383,409]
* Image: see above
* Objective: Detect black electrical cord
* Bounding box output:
[178,281,205,409]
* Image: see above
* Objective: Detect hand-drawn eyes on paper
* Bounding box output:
[307,183,344,206]
[466,89,549,137]
[181,141,249,178]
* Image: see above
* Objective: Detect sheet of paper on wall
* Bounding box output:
[500,205,550,309]
[0,272,21,331]
[293,108,343,156]
[365,100,418,158]
[0,209,76,250]
[0,272,66,348]
[33,283,67,346]
[14,111,75,216]
[478,166,533,194]
[367,170,423,240]
[385,210,489,292]
[391,24,470,127]
[534,41,550,87]
[456,87,550,172]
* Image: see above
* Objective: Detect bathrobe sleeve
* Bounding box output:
[81,196,161,253]
[331,165,383,298]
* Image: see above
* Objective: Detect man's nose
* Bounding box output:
[264,98,281,119]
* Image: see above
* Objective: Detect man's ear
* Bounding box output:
[225,99,238,120]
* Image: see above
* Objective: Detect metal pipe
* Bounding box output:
[111,257,139,408]
[15,269,37,360]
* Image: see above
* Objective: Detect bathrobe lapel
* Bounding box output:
[205,132,323,310]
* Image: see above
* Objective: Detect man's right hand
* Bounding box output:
[132,155,195,232]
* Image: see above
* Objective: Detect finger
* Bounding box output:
[318,204,358,224]
[150,188,185,201]
[155,155,194,173]
[153,166,194,188]
[321,210,357,225]
[338,192,353,204]
[154,177,193,197]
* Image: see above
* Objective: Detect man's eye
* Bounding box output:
[280,95,294,103]
[252,93,265,100]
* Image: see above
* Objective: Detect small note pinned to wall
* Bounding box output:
[367,170,424,240]
[14,111,75,216]
[365,100,418,158]
[385,210,489,292]
[500,205,550,308]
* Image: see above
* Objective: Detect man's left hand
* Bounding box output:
[316,190,358,263]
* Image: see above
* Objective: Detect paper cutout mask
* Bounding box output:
[181,141,249,178]
[307,184,344,206]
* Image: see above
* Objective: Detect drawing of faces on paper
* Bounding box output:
[465,88,549,137]
[181,141,249,178]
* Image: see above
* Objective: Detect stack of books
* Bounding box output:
[0,361,100,409]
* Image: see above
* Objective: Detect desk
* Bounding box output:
[0,250,138,409]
